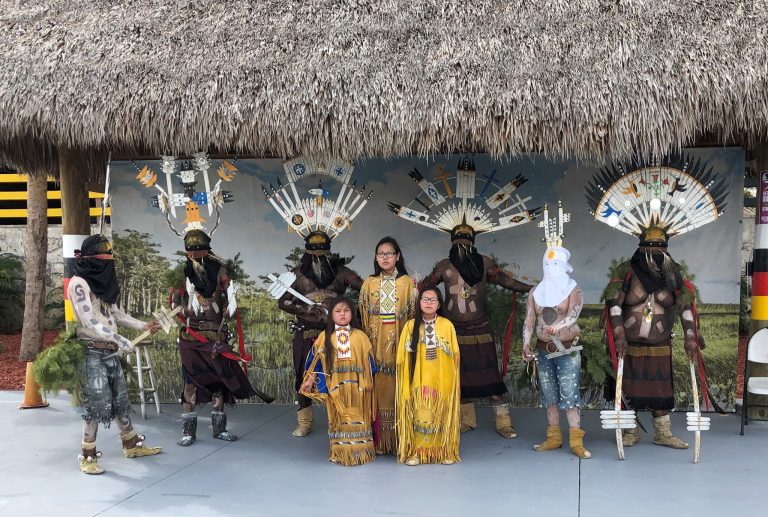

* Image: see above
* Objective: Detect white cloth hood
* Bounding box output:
[532,246,577,307]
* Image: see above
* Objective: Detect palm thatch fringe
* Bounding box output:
[1,1,767,165]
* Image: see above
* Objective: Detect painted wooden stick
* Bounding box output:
[687,360,711,464]
[615,356,625,460]
[600,356,635,460]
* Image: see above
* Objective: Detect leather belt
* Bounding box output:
[83,340,119,352]
[187,320,223,331]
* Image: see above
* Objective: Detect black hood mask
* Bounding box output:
[74,235,120,305]
[184,254,222,299]
[449,243,485,287]
[630,248,682,294]
[299,253,343,289]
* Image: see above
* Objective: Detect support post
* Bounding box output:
[18,171,50,408]
[748,142,768,419]
[59,148,91,331]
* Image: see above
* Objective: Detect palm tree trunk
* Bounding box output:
[19,173,48,361]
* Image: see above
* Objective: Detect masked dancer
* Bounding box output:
[522,202,590,459]
[133,155,256,446]
[69,235,162,475]
[171,229,257,446]
[263,158,370,437]
[585,155,728,449]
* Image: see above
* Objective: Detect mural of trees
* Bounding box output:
[113,230,174,315]
[110,233,738,409]
[114,231,298,403]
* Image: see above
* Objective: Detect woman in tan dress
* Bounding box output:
[359,237,415,454]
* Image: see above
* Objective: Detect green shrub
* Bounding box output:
[0,249,25,333]
[33,327,84,396]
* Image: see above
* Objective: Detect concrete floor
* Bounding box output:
[1,391,766,517]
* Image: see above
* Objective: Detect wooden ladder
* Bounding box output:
[126,340,162,419]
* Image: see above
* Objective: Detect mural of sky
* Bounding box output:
[111,147,744,303]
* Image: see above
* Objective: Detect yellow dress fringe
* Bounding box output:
[360,274,415,454]
[396,317,461,464]
[303,329,376,466]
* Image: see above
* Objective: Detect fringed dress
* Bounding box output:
[303,327,377,466]
[396,317,461,464]
[359,273,415,454]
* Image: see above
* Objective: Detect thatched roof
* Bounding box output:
[1,0,767,169]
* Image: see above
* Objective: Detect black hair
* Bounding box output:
[408,284,444,381]
[373,236,408,277]
[323,297,359,373]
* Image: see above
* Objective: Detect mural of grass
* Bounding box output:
[495,303,738,411]
[127,296,737,412]
[113,229,737,409]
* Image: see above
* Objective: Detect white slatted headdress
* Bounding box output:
[262,156,372,240]
[585,154,729,244]
[387,156,540,238]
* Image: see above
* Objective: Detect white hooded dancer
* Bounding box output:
[522,202,591,460]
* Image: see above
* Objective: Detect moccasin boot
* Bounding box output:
[533,425,562,451]
[79,442,104,475]
[494,404,518,439]
[460,403,477,433]
[121,430,162,458]
[652,414,688,449]
[177,411,197,446]
[569,428,592,459]
[622,424,640,447]
[292,406,314,437]
[212,411,238,441]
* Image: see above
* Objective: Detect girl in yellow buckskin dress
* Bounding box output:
[396,285,461,466]
[300,297,377,466]
[359,237,416,454]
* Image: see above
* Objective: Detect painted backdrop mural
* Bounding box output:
[110,148,743,408]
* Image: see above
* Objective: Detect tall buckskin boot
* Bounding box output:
[177,412,197,446]
[652,414,688,449]
[622,423,640,447]
[292,406,313,437]
[121,430,162,458]
[79,442,104,475]
[460,403,476,433]
[212,411,238,441]
[533,425,562,451]
[494,404,518,439]
[569,428,592,459]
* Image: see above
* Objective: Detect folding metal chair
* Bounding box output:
[741,328,768,434]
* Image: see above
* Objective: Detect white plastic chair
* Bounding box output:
[741,328,768,434]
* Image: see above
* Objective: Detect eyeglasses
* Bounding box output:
[376,251,398,258]
[420,297,439,303]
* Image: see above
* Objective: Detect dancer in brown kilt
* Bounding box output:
[603,226,699,449]
[423,223,531,438]
[452,318,505,397]
[586,153,729,451]
[172,230,256,446]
